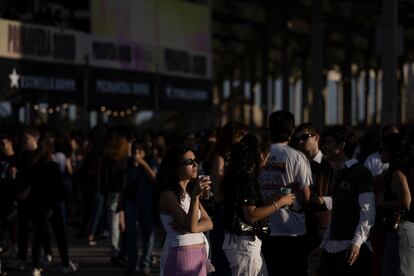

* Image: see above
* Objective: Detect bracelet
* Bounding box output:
[272,201,279,212]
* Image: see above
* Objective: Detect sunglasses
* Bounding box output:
[297,133,315,141]
[180,158,198,166]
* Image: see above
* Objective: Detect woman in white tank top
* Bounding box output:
[156,146,213,276]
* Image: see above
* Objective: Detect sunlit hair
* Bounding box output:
[103,134,129,161]
[23,127,40,139]
[382,124,401,136]
[295,122,320,136]
[31,137,55,164]
[204,121,249,172]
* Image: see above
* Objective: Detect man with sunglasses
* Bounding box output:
[258,111,312,276]
[293,125,333,207]
[294,124,333,253]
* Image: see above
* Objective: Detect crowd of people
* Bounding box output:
[0,111,414,276]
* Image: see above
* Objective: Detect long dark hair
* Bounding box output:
[204,121,248,173]
[31,137,54,164]
[226,133,262,177]
[155,146,194,207]
[382,133,411,178]
[223,133,264,219]
[103,134,129,161]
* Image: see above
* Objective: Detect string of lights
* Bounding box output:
[31,103,140,117]
[99,105,139,117]
[32,103,69,114]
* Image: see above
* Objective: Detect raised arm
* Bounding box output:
[160,179,213,233]
[138,158,157,182]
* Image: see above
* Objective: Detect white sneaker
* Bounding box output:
[62,260,78,274]
[46,254,53,263]
[32,267,42,276]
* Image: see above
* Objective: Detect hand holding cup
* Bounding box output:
[198,175,213,199]
[278,187,295,208]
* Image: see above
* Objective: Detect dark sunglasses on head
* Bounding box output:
[297,133,315,141]
[180,158,198,166]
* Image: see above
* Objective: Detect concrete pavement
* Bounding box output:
[2,229,163,276]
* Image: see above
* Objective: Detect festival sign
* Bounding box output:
[0,18,87,65]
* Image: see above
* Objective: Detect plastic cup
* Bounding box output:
[280,187,292,195]
[198,175,212,199]
[280,187,292,209]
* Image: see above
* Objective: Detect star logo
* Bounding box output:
[9,68,20,88]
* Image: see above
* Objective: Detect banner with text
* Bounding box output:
[0,19,88,65]
[89,67,154,109]
[158,75,212,111]
[89,36,157,73]
[0,58,83,102]
[0,14,211,79]
[91,0,211,78]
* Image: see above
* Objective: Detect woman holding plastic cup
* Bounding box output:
[222,133,295,275]
[156,146,214,276]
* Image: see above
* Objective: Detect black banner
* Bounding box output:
[0,58,83,103]
[163,48,207,77]
[88,67,154,109]
[0,58,212,112]
[158,75,212,111]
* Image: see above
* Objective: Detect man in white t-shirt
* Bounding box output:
[258,111,312,276]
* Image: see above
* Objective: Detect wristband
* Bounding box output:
[272,201,279,212]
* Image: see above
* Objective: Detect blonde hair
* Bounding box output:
[103,135,129,161]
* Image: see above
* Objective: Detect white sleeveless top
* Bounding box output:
[159,193,204,247]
